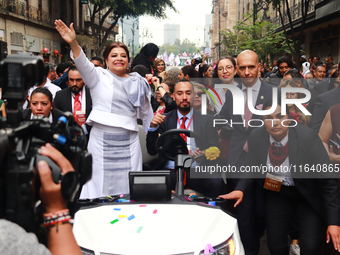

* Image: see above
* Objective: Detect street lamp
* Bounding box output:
[120,18,124,44]
[253,0,269,25]
[131,20,139,58]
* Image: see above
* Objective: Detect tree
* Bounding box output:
[221,13,290,63]
[264,0,312,67]
[159,39,201,55]
[87,0,176,55]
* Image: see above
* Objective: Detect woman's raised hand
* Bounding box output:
[55,19,81,58]
[55,19,76,45]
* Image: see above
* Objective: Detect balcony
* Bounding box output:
[0,0,57,27]
[270,0,323,26]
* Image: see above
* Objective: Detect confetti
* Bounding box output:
[152,210,158,214]
[114,208,121,211]
[127,214,135,221]
[110,219,119,224]
[119,194,124,198]
[137,226,143,233]
[118,215,127,218]
[207,244,215,252]
[139,205,147,207]
[204,245,209,255]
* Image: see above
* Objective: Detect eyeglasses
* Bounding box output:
[218,66,234,72]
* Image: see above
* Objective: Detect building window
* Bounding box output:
[11,32,23,46]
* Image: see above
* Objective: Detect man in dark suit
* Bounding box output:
[146,79,224,197]
[220,100,340,255]
[310,65,340,132]
[215,50,275,255]
[54,66,92,138]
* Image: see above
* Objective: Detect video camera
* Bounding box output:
[194,57,203,66]
[0,54,92,242]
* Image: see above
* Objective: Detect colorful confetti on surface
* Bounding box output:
[137,226,143,233]
[110,219,119,224]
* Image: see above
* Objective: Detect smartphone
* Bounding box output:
[329,139,340,154]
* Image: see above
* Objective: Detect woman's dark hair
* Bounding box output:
[181,65,198,78]
[131,64,151,77]
[139,43,159,59]
[277,56,294,68]
[31,87,53,103]
[103,42,130,62]
[213,56,236,78]
[203,64,213,73]
[162,80,174,94]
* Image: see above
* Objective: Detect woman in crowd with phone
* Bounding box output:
[55,19,153,199]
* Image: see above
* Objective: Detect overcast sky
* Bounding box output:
[139,0,212,46]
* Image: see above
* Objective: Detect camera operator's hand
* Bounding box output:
[38,143,82,255]
[38,143,74,213]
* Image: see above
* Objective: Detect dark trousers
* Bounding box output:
[266,186,324,255]
[233,151,266,255]
[233,178,266,255]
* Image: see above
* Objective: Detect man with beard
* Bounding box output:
[146,79,225,197]
[54,66,92,140]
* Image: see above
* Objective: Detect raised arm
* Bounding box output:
[54,20,81,59]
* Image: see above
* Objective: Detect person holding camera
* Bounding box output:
[0,143,82,255]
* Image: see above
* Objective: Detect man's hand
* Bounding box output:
[193,147,205,162]
[327,225,340,251]
[219,190,244,207]
[150,113,166,128]
[38,143,75,213]
[329,145,340,163]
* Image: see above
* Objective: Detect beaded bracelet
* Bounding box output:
[43,209,71,232]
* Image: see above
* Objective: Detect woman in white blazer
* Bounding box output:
[55,20,153,199]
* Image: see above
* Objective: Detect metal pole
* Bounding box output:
[253,1,256,25]
[132,24,135,57]
[218,1,220,59]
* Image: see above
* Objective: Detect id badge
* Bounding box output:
[263,173,283,192]
[187,145,192,155]
[75,111,86,125]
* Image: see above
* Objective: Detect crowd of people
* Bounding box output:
[1,18,340,255]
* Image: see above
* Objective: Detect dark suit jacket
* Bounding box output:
[216,80,275,167]
[146,109,219,168]
[236,124,340,226]
[313,80,330,95]
[53,87,92,133]
[22,108,65,124]
[309,86,340,132]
